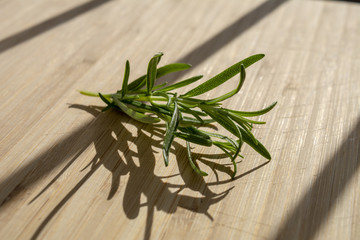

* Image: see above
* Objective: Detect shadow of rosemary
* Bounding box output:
[30,105,268,240]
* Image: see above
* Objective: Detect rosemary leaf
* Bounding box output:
[204,64,246,104]
[159,75,203,92]
[156,63,192,79]
[226,101,278,117]
[181,54,264,98]
[174,132,212,146]
[121,60,130,98]
[112,97,160,123]
[239,127,271,160]
[186,141,208,176]
[146,52,163,94]
[128,62,191,91]
[163,101,180,166]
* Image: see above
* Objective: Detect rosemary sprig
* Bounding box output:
[80,53,277,179]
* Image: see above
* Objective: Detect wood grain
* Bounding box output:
[0,0,359,239]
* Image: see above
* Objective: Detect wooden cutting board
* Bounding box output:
[1,0,359,239]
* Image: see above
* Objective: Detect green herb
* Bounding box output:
[80,53,277,179]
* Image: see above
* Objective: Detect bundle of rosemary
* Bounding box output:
[80,53,276,178]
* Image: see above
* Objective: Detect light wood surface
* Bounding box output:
[1,0,359,239]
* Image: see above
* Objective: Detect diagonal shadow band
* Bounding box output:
[0,112,100,206]
[173,0,287,69]
[0,0,287,59]
[0,0,113,54]
[271,118,360,240]
[336,0,360,3]
[155,0,287,87]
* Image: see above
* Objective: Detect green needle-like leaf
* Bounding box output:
[179,126,211,139]
[227,112,266,125]
[163,101,180,166]
[159,75,203,92]
[98,93,114,112]
[181,54,264,98]
[213,142,233,158]
[186,141,208,176]
[122,99,172,116]
[147,52,163,94]
[239,127,271,160]
[205,64,246,104]
[127,75,146,91]
[128,62,191,91]
[178,116,214,127]
[156,63,192,79]
[174,132,212,146]
[178,104,205,122]
[230,125,243,179]
[227,102,278,117]
[121,60,130,98]
[203,131,240,154]
[112,97,160,124]
[200,106,240,138]
[98,92,112,105]
[153,82,168,90]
